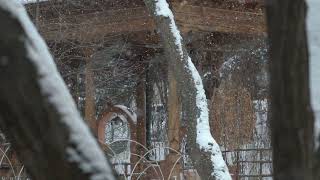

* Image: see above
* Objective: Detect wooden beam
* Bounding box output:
[38,4,265,42]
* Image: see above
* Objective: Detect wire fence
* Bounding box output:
[0,142,28,180]
[222,148,273,180]
[1,138,274,180]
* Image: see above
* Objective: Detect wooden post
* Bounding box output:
[84,47,97,134]
[259,150,262,180]
[168,73,182,179]
[236,150,239,180]
[160,67,182,179]
[136,79,147,147]
[135,78,147,174]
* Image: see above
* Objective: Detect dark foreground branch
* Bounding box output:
[0,1,115,180]
[266,0,314,179]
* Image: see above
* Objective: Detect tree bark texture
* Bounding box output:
[143,0,231,179]
[0,1,115,180]
[266,0,314,179]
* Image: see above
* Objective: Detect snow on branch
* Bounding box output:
[18,0,48,5]
[307,0,320,148]
[0,1,115,180]
[150,0,231,179]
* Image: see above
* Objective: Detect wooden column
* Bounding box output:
[84,48,97,134]
[162,68,182,179]
[134,79,147,175]
[135,79,147,147]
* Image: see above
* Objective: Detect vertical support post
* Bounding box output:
[84,47,97,134]
[259,149,263,180]
[161,67,182,179]
[135,78,147,174]
[145,65,152,151]
[136,79,147,147]
[129,110,138,177]
[236,150,239,180]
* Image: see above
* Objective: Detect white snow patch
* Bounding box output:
[148,141,167,161]
[219,55,240,78]
[307,0,320,147]
[187,58,231,179]
[252,99,270,148]
[155,0,183,56]
[16,0,48,4]
[154,0,231,179]
[204,71,212,78]
[0,1,114,179]
[18,0,47,5]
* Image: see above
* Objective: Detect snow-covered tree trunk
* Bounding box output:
[307,0,320,178]
[0,1,115,180]
[266,0,314,179]
[143,0,231,179]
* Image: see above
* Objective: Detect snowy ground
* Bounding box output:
[307,0,320,145]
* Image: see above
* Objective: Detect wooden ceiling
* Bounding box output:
[27,0,266,43]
